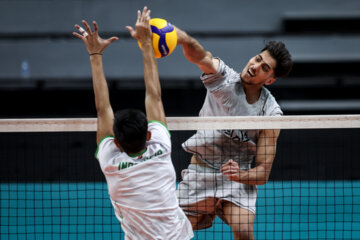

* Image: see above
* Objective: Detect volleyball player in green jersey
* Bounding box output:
[175,26,293,239]
[73,7,193,240]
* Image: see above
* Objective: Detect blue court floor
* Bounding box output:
[1,181,359,240]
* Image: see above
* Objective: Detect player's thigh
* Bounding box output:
[187,214,203,228]
[185,213,216,230]
[222,201,255,229]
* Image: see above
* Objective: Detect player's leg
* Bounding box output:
[215,171,257,239]
[185,212,215,230]
[222,201,255,240]
[187,215,203,229]
[178,178,217,230]
[177,163,217,230]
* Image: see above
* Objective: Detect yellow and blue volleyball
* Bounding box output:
[139,18,177,58]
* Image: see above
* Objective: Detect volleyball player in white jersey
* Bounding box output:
[174,27,293,239]
[73,7,193,240]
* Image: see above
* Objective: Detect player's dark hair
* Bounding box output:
[261,41,293,78]
[113,109,148,154]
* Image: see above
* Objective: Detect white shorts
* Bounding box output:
[177,164,257,230]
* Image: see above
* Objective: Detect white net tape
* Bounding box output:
[0,115,359,132]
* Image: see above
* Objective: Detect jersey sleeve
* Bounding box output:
[148,121,171,149]
[267,105,283,116]
[95,136,120,171]
[200,58,242,110]
[200,58,240,92]
[261,90,283,116]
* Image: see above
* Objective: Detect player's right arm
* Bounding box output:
[175,27,220,74]
[126,7,167,126]
[220,129,281,185]
[73,20,118,145]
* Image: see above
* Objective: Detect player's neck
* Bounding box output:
[243,84,262,104]
[127,148,147,158]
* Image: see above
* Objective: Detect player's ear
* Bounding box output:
[265,77,276,86]
[147,131,151,141]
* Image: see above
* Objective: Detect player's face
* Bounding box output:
[240,50,277,86]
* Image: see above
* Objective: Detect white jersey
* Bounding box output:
[96,121,193,240]
[183,58,283,170]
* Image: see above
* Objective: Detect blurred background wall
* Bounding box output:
[1,0,360,181]
[1,0,360,117]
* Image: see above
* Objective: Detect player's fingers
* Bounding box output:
[221,159,232,168]
[221,171,231,176]
[228,160,239,168]
[141,6,148,22]
[145,9,151,22]
[145,7,150,17]
[75,25,88,37]
[222,164,238,174]
[220,164,229,172]
[220,166,231,174]
[136,10,141,23]
[73,24,86,40]
[107,36,119,43]
[125,26,136,37]
[72,31,85,40]
[221,161,231,168]
[224,173,237,181]
[93,21,98,34]
[82,20,93,35]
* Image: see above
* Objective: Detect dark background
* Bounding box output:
[1,0,360,182]
[1,128,359,182]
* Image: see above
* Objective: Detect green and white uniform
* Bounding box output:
[96,121,193,240]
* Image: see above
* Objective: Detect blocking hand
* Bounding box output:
[126,6,152,45]
[73,20,118,55]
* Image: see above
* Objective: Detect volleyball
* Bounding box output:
[139,18,177,58]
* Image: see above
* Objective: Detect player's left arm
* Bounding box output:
[73,20,119,144]
[221,129,280,185]
[126,7,167,126]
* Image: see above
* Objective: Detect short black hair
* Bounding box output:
[113,109,148,154]
[261,41,293,78]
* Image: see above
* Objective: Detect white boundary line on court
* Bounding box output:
[0,115,360,132]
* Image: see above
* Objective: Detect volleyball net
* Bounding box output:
[1,115,360,239]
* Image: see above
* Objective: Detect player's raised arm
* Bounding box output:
[73,20,119,144]
[175,26,219,74]
[126,7,166,125]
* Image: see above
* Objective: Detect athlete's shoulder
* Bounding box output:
[260,87,283,116]
[201,58,240,91]
[95,135,116,159]
[148,120,171,148]
[149,119,169,132]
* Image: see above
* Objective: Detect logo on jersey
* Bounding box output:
[221,129,250,142]
[118,149,164,170]
[142,149,163,161]
[119,162,135,170]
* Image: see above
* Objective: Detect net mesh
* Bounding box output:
[1,116,360,239]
